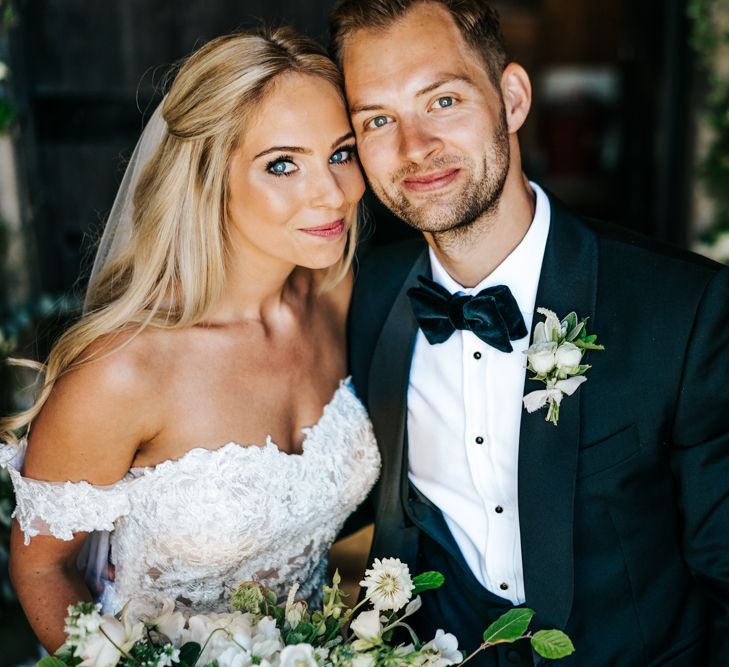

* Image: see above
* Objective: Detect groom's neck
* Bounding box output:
[424,171,536,288]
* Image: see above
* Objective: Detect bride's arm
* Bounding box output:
[9,332,161,653]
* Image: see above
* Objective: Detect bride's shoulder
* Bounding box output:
[24,327,168,484]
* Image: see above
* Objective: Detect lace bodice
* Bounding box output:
[0,379,380,615]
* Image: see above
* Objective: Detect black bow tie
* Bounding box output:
[407,275,527,352]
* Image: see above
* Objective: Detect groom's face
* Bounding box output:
[342,2,510,234]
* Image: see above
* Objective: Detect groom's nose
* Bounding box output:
[398,116,444,164]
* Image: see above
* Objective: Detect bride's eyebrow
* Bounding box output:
[254,131,355,160]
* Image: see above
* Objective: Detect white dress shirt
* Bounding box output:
[407,182,550,604]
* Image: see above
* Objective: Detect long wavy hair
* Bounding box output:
[1,28,357,445]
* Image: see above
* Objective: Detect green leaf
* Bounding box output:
[412,571,445,595]
[566,321,585,342]
[563,312,578,334]
[178,642,202,666]
[583,334,597,344]
[35,659,69,667]
[482,608,535,644]
[531,629,575,659]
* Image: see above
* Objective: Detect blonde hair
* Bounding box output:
[1,27,357,444]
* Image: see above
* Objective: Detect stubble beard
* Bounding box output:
[370,110,511,246]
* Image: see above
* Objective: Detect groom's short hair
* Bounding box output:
[329,0,509,88]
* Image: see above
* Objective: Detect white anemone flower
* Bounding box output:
[359,558,414,611]
[422,629,463,666]
[279,643,319,667]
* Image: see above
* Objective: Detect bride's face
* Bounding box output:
[227,72,364,271]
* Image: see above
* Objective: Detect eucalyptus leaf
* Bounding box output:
[34,659,68,667]
[563,312,578,334]
[530,629,575,659]
[412,571,445,595]
[566,321,585,342]
[482,608,535,644]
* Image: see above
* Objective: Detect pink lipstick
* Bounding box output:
[300,219,345,238]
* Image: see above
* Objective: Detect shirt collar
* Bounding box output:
[429,181,550,316]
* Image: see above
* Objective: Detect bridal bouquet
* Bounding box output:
[37,558,574,667]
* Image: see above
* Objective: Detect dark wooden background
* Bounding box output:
[6,0,695,297]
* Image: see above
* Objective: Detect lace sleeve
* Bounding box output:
[0,441,132,545]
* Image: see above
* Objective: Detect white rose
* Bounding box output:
[76,614,144,667]
[526,341,557,375]
[279,643,319,667]
[555,342,582,372]
[350,610,383,642]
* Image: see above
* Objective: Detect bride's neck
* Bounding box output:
[203,246,302,327]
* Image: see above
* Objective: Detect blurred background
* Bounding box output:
[0,0,728,662]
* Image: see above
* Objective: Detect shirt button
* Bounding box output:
[473,351,482,359]
[495,505,504,514]
[500,582,509,591]
[475,436,484,445]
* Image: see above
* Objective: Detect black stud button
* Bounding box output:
[475,436,484,444]
[495,505,504,514]
[473,351,482,359]
[500,582,509,590]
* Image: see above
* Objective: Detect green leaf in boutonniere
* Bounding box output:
[523,308,605,425]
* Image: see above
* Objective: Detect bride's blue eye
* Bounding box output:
[266,158,297,176]
[330,145,356,164]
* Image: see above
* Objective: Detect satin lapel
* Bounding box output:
[518,197,598,630]
[368,248,430,521]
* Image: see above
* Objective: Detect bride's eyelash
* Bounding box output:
[333,144,357,163]
[265,155,296,177]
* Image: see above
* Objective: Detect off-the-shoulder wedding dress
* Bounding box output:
[0,379,379,615]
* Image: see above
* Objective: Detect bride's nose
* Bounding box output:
[309,166,346,210]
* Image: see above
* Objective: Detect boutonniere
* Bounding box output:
[522,308,604,425]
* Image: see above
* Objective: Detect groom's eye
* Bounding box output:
[432,96,456,109]
[365,115,391,130]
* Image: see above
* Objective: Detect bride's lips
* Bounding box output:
[299,219,345,238]
[402,168,461,193]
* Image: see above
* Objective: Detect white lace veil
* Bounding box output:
[77,99,168,600]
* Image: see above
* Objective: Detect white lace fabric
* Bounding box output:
[0,379,380,614]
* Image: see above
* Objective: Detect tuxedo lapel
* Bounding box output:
[518,196,598,630]
[368,248,429,523]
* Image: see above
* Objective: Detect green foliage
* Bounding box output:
[411,571,445,596]
[482,608,535,644]
[531,629,576,660]
[688,0,729,240]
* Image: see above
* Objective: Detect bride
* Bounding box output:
[0,28,380,652]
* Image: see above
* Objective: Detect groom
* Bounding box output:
[330,1,729,665]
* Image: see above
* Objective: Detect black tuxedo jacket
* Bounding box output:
[347,192,729,666]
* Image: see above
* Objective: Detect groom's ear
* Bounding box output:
[500,63,532,135]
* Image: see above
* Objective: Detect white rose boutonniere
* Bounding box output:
[523,308,604,425]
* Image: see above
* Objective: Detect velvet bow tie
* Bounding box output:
[407,275,527,352]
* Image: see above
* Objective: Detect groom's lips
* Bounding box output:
[402,168,460,193]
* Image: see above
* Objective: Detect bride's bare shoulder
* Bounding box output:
[24,326,171,483]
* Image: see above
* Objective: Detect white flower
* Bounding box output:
[279,643,319,667]
[422,629,462,666]
[285,583,307,629]
[351,653,376,667]
[525,341,557,375]
[555,342,583,372]
[537,307,561,341]
[0,61,8,82]
[187,613,257,665]
[64,603,103,642]
[155,646,181,667]
[149,599,188,645]
[350,610,383,642]
[359,558,414,611]
[75,613,144,667]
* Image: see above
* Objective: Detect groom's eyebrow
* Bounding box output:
[254,132,354,160]
[349,74,476,115]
